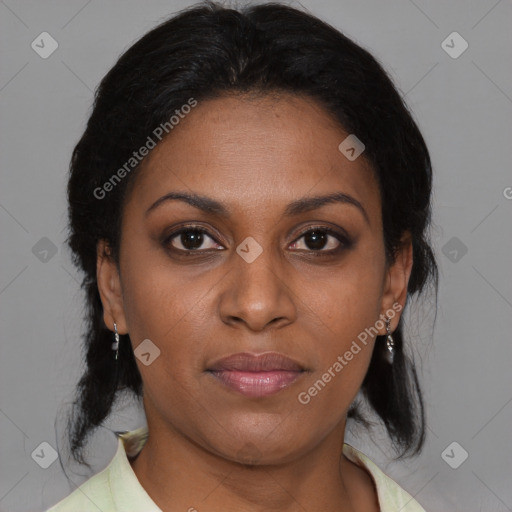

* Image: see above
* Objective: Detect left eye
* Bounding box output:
[289,228,345,252]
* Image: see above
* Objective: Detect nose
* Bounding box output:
[218,244,297,332]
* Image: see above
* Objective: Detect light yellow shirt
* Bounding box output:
[47,426,426,511]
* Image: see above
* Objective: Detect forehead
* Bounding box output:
[125,93,380,224]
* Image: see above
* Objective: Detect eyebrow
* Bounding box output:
[145,191,370,224]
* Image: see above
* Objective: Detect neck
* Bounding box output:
[129,419,378,512]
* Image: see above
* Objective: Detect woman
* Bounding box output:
[47,1,438,510]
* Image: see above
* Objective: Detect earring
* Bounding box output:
[384,316,395,364]
[112,322,120,360]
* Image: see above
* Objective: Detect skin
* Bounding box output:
[97,93,413,512]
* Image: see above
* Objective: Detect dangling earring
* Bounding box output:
[384,316,395,364]
[112,322,120,360]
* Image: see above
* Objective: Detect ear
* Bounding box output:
[96,239,128,335]
[378,232,413,334]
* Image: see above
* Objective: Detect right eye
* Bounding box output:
[163,226,224,253]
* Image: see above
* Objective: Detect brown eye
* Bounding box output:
[164,227,223,252]
[289,227,352,254]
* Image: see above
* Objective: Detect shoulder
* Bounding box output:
[45,462,114,511]
[46,427,158,512]
[343,443,426,512]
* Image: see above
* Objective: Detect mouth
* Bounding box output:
[206,351,306,398]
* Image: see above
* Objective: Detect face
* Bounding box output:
[97,93,412,464]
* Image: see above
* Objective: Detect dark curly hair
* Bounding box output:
[62,0,438,468]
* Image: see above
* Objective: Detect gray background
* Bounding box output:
[1,0,511,510]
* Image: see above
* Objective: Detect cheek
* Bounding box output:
[119,233,207,341]
[295,297,378,428]
[312,250,385,339]
[296,250,385,411]
[119,258,209,420]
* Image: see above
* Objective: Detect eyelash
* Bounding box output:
[162,224,352,257]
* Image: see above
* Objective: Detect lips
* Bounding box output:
[208,352,305,372]
[207,352,306,398]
